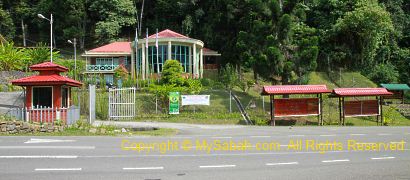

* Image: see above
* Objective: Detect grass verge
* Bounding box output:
[1,127,178,136]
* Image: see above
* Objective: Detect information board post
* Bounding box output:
[169,92,180,114]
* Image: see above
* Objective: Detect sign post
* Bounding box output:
[169,92,180,114]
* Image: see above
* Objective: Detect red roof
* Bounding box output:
[11,74,82,87]
[203,48,221,56]
[262,85,330,95]
[88,42,131,53]
[332,88,393,97]
[30,62,68,72]
[147,29,189,39]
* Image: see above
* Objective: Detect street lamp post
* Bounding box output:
[68,38,77,80]
[37,13,53,62]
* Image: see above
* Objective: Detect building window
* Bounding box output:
[96,58,112,65]
[61,87,69,108]
[124,56,131,66]
[142,45,168,73]
[113,57,119,66]
[32,87,52,108]
[171,45,190,72]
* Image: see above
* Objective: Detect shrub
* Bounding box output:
[184,78,202,94]
[219,63,238,89]
[161,60,184,86]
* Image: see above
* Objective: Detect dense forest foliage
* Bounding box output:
[0,0,409,85]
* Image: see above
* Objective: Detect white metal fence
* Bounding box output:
[8,106,80,125]
[108,87,136,120]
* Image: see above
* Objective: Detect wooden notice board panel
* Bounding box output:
[383,90,402,99]
[343,100,379,116]
[274,98,319,117]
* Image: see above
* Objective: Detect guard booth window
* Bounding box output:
[62,87,69,108]
[32,87,52,108]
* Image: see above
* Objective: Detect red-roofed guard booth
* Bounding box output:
[11,62,82,123]
[330,88,393,126]
[262,85,331,126]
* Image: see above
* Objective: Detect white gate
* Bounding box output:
[108,87,136,120]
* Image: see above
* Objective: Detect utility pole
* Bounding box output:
[21,20,26,47]
[68,38,77,80]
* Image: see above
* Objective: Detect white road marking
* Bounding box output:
[199,164,236,168]
[266,162,298,166]
[0,155,77,159]
[371,157,395,160]
[0,146,95,149]
[350,134,366,136]
[123,167,164,170]
[288,135,305,137]
[322,159,350,163]
[25,138,76,144]
[35,168,81,171]
[78,149,410,158]
[378,133,392,136]
[211,137,232,139]
[319,134,336,137]
[250,136,271,138]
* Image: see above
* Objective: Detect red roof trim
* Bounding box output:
[147,29,189,39]
[30,62,68,72]
[332,88,393,97]
[262,85,330,95]
[11,74,82,87]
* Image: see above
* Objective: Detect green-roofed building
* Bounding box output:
[380,84,410,104]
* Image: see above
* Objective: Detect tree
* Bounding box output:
[24,43,60,69]
[331,1,394,68]
[89,0,136,44]
[0,8,15,40]
[160,60,184,86]
[0,42,26,71]
[54,58,85,79]
[368,62,399,84]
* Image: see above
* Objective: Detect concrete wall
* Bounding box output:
[0,91,25,114]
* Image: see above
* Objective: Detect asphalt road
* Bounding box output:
[0,126,409,180]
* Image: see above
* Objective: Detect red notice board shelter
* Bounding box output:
[261,85,331,126]
[330,88,393,126]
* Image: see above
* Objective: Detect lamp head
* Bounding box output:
[67,40,73,44]
[37,14,46,19]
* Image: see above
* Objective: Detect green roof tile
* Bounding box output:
[380,84,410,90]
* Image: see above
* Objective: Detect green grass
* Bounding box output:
[133,112,243,125]
[1,127,178,136]
[311,71,378,88]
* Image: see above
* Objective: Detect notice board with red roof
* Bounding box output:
[330,88,392,126]
[262,85,330,126]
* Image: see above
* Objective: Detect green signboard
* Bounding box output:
[169,92,180,114]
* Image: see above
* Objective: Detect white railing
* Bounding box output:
[86,64,119,72]
[8,106,80,125]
